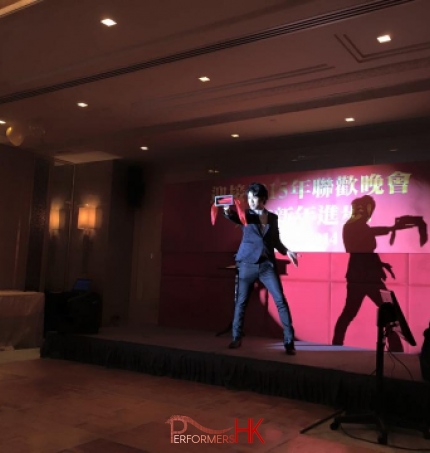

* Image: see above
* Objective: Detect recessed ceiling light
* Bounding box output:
[77,102,88,108]
[377,34,391,43]
[140,146,148,150]
[345,117,355,122]
[199,76,210,82]
[231,134,239,138]
[101,18,117,27]
[0,120,5,125]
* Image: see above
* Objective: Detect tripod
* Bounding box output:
[330,302,395,445]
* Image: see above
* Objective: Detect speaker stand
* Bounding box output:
[330,303,392,445]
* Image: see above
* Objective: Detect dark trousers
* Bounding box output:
[233,260,294,344]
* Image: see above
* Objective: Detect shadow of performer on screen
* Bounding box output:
[332,195,405,352]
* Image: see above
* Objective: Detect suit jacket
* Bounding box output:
[224,208,287,263]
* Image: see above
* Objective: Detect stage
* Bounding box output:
[41,325,429,431]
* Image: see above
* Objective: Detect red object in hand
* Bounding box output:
[210,203,219,225]
[234,198,248,225]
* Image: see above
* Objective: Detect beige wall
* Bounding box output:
[128,165,163,327]
[0,144,35,290]
[46,160,136,326]
[46,163,74,291]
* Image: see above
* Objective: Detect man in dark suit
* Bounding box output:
[223,182,298,355]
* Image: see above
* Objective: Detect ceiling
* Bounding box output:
[0,0,430,164]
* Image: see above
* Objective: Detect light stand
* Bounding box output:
[330,290,419,444]
[330,302,395,444]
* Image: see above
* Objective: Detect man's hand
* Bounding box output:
[287,250,298,267]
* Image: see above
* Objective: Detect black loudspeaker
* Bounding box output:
[58,292,102,334]
[420,323,430,382]
[126,165,145,208]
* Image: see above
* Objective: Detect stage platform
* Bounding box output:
[41,325,429,430]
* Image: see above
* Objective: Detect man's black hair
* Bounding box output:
[247,182,268,204]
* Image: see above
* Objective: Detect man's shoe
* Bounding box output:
[285,342,296,355]
[228,338,242,349]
